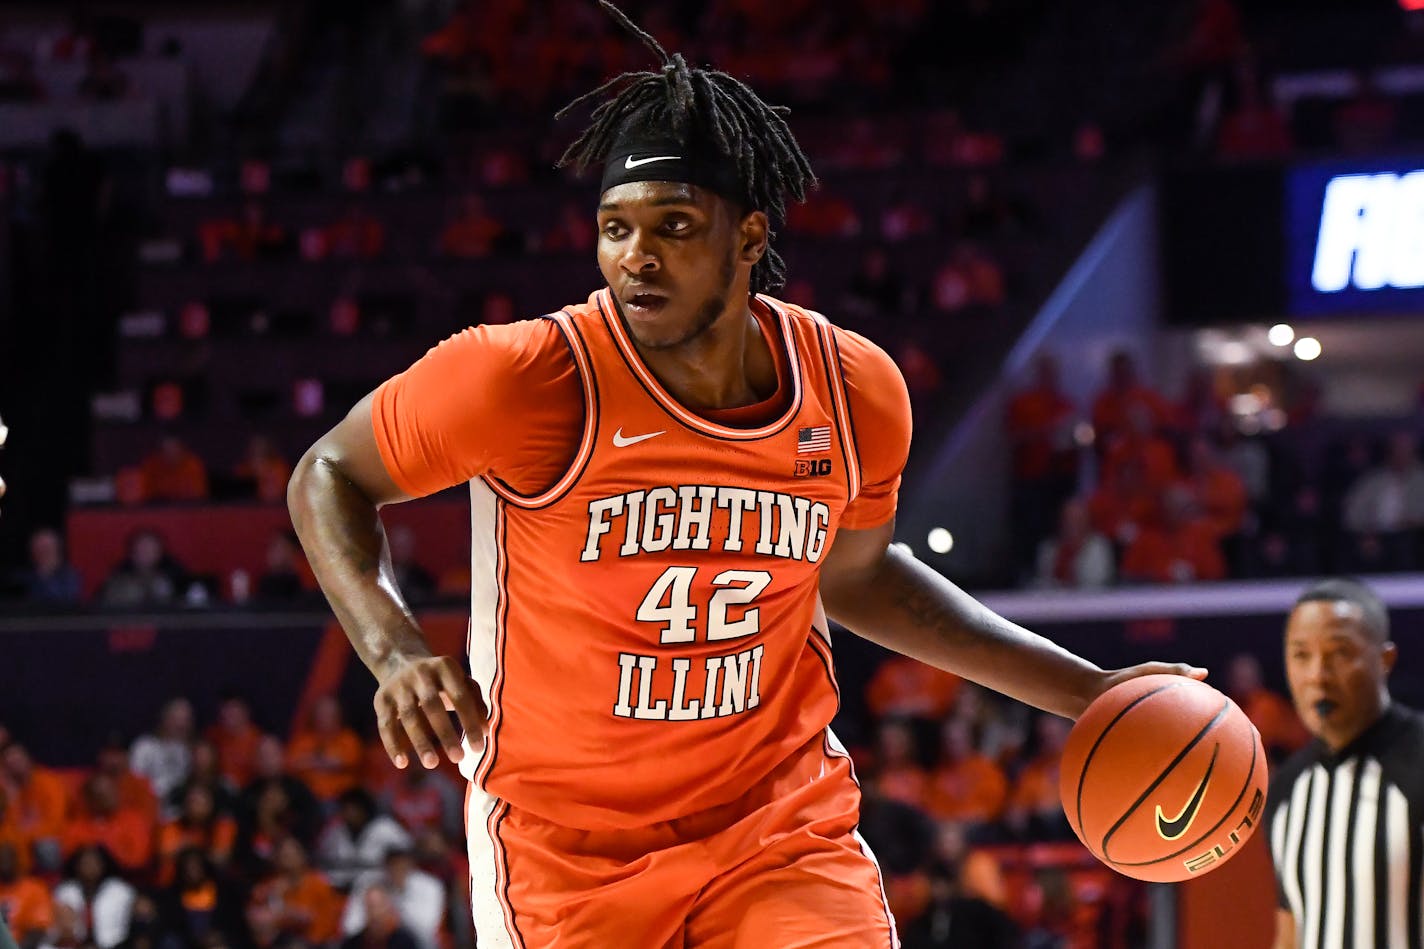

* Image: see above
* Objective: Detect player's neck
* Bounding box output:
[637,304,777,411]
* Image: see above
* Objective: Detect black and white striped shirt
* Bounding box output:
[1267,704,1424,949]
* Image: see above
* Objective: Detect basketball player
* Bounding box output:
[288,5,1205,945]
[1268,579,1424,949]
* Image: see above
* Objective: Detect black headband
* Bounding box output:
[600,137,745,205]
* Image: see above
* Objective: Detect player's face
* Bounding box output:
[596,181,762,351]
[1284,600,1397,751]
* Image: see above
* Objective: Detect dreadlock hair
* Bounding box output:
[556,0,815,295]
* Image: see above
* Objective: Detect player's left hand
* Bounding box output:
[1085,662,1209,716]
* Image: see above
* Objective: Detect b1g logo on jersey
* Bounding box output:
[794,458,833,478]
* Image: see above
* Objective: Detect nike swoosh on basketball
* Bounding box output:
[1155,746,1219,841]
[624,155,680,169]
[612,428,665,447]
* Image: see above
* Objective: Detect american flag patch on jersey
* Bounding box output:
[797,425,832,454]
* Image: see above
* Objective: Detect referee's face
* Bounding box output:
[1284,600,1397,751]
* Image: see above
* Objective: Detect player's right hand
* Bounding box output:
[374,654,487,770]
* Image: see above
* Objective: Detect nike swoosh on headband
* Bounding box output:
[624,155,681,169]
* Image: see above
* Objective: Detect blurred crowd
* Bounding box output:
[0,695,471,949]
[1006,348,1424,588]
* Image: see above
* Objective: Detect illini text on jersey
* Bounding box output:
[581,485,834,722]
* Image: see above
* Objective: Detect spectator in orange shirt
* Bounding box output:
[929,244,1005,314]
[95,737,159,829]
[156,784,238,885]
[1088,456,1161,551]
[0,792,30,882]
[1005,715,1074,841]
[234,436,292,504]
[2,743,68,871]
[139,436,210,502]
[1226,652,1308,760]
[322,206,386,260]
[1100,404,1179,491]
[926,718,1008,827]
[785,188,861,238]
[932,819,1009,911]
[437,194,506,259]
[1172,367,1227,436]
[62,775,155,873]
[1121,485,1227,584]
[870,719,930,811]
[865,654,962,721]
[1215,70,1294,161]
[379,765,462,842]
[540,201,595,254]
[1091,350,1173,444]
[0,840,52,944]
[248,837,344,946]
[207,694,264,790]
[1180,435,1248,540]
[287,697,364,803]
[1006,355,1081,573]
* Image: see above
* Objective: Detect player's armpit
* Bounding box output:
[1272,909,1296,949]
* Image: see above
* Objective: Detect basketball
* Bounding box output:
[1059,674,1269,884]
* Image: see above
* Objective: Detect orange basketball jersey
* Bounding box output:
[421,289,904,831]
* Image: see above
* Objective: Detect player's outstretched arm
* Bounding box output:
[289,392,487,770]
[819,518,1205,719]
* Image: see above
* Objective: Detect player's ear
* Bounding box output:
[1381,640,1398,674]
[738,210,768,265]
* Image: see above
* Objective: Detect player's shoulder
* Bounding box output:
[432,310,577,366]
[759,294,905,394]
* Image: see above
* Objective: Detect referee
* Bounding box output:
[1267,578,1424,949]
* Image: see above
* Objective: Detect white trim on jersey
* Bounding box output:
[598,288,806,440]
[822,728,900,949]
[460,479,502,784]
[466,784,519,949]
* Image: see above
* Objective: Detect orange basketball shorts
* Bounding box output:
[465,730,899,948]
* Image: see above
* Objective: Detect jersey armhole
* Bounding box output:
[809,315,863,504]
[480,311,599,509]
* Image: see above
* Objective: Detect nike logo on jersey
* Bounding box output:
[612,428,666,447]
[624,155,680,169]
[1155,745,1218,841]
